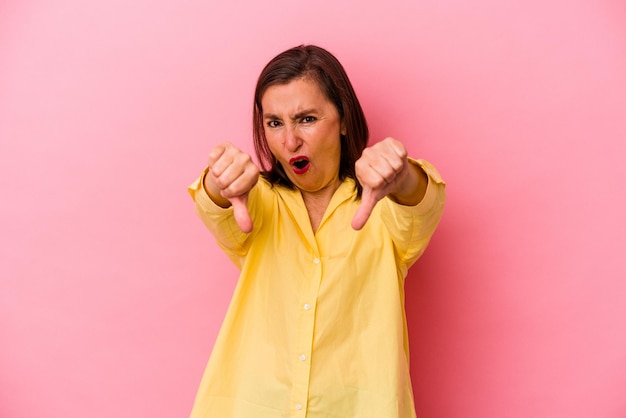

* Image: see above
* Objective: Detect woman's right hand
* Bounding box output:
[204,142,260,233]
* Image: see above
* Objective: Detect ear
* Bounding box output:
[341,120,347,136]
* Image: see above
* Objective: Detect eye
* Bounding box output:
[302,116,316,123]
[266,120,282,128]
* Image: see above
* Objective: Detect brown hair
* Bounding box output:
[252,45,369,196]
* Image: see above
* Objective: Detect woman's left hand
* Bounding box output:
[352,137,422,230]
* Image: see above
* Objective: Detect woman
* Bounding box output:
[188,45,446,418]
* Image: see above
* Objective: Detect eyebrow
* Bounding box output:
[263,108,319,120]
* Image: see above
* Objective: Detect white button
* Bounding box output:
[296,403,303,410]
[313,258,320,264]
[303,303,311,310]
[299,354,306,361]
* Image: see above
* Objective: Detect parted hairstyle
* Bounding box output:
[252,45,369,196]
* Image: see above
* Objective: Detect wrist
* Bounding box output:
[388,160,428,206]
[202,169,232,208]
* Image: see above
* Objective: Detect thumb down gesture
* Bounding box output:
[351,137,425,230]
[205,142,260,233]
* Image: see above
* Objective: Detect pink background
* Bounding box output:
[2,1,625,417]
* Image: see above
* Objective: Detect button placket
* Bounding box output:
[290,253,321,416]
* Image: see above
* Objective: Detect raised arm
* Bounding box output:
[204,142,260,233]
[351,137,428,230]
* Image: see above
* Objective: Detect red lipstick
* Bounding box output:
[289,155,310,174]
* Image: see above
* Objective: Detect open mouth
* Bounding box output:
[289,156,310,174]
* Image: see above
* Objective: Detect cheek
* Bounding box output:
[264,132,281,155]
[323,130,342,154]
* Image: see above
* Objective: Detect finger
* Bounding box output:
[230,195,253,233]
[212,159,245,192]
[375,144,406,178]
[384,137,407,160]
[351,188,379,230]
[210,147,241,178]
[357,148,403,188]
[207,143,228,169]
[372,138,407,177]
[218,160,258,199]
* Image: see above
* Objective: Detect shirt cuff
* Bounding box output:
[188,167,234,215]
[401,158,446,215]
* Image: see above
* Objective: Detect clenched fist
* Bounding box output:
[204,142,260,233]
[351,137,427,230]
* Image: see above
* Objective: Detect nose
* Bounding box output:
[283,125,302,152]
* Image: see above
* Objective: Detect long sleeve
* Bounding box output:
[188,169,259,268]
[380,158,446,273]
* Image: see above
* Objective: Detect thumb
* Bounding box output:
[229,195,253,233]
[351,188,379,230]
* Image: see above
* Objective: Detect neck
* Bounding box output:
[301,181,341,234]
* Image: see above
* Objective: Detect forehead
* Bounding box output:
[261,77,334,114]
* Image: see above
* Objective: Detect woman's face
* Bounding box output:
[262,77,345,196]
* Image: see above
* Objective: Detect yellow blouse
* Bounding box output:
[188,159,446,418]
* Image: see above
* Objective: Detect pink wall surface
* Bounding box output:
[2,1,625,417]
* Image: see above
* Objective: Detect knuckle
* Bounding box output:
[354,159,367,173]
[361,147,374,158]
[372,176,386,188]
[390,159,404,173]
[213,174,228,189]
[213,178,226,190]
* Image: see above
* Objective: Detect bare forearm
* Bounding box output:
[388,161,428,206]
[203,170,232,208]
